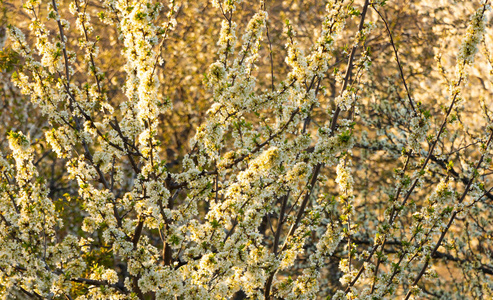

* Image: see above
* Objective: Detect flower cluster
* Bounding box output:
[1,0,493,299]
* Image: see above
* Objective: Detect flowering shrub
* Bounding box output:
[1,0,493,299]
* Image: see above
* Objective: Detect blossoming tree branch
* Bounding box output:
[1,0,493,298]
